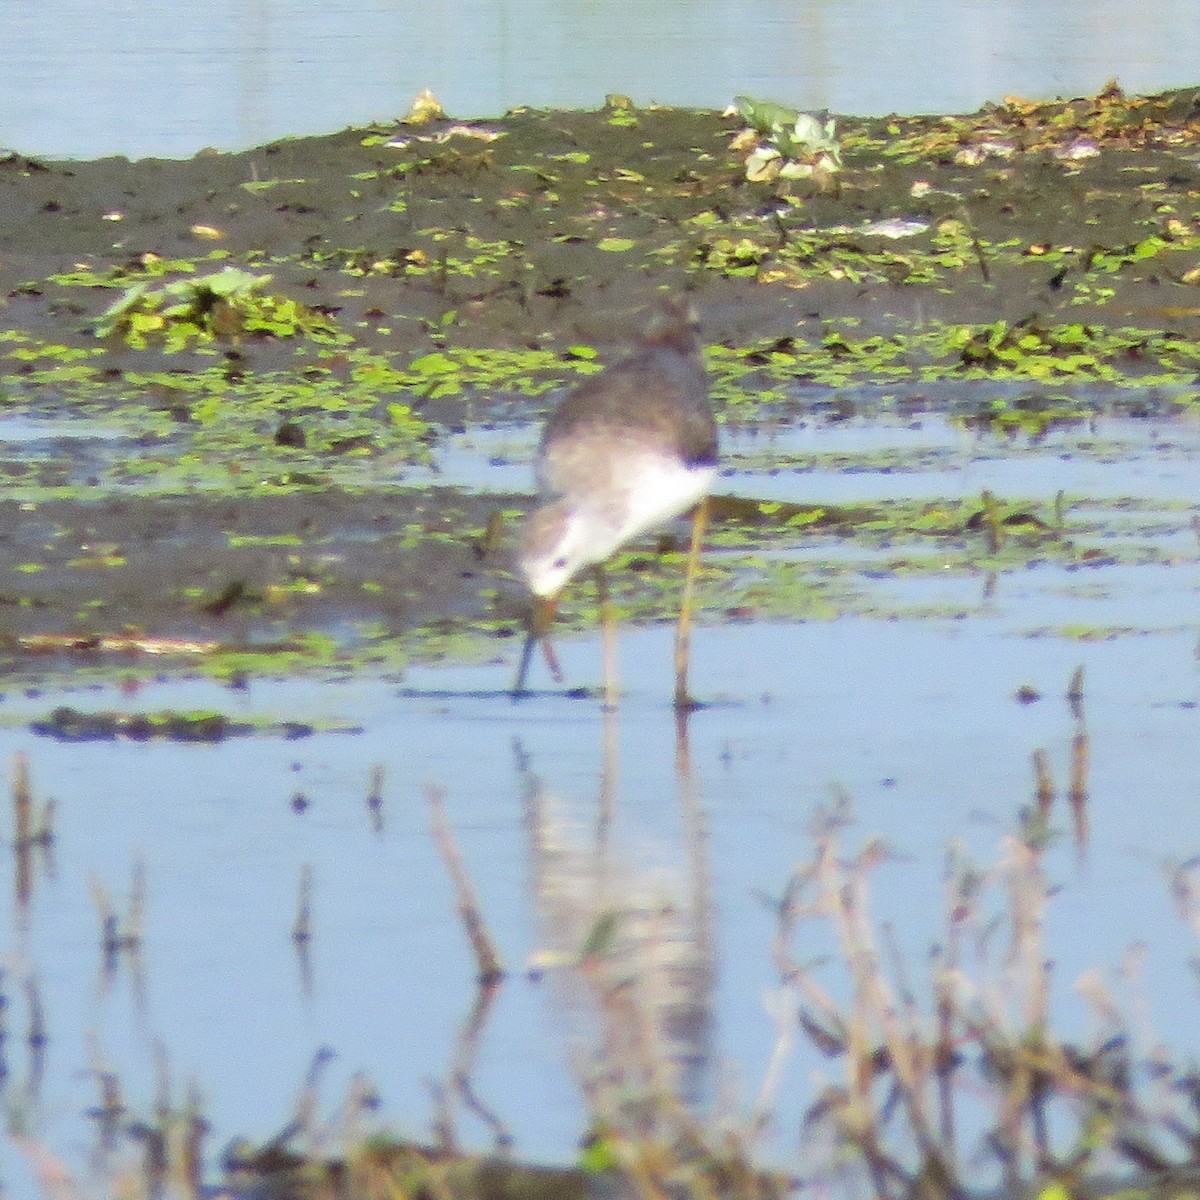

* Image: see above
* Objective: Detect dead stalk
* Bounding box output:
[12,751,31,846]
[1067,736,1090,855]
[292,864,314,944]
[367,763,386,832]
[130,858,147,947]
[1031,749,1054,817]
[824,839,943,1173]
[425,783,504,986]
[775,788,1158,1196]
[1066,664,1085,717]
[26,975,47,1049]
[981,490,1003,554]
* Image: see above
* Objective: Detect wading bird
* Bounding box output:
[513,297,718,709]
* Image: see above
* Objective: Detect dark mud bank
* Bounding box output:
[3,84,1200,678]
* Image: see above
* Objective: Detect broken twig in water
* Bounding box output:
[425,783,504,986]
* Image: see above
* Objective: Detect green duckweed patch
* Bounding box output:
[91,266,348,351]
[540,492,1068,630]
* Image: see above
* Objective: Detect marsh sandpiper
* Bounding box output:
[513,297,718,709]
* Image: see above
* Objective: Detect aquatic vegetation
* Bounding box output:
[29,705,316,742]
[43,250,230,288]
[760,788,1200,1198]
[726,95,843,184]
[877,78,1200,164]
[45,760,1200,1200]
[9,85,1200,1200]
[392,344,603,400]
[703,318,1200,401]
[603,92,639,128]
[0,339,434,493]
[91,267,348,350]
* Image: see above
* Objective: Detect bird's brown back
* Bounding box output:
[541,299,717,471]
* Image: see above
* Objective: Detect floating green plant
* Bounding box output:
[92,267,348,350]
[726,95,842,184]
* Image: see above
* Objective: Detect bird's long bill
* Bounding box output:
[512,594,563,698]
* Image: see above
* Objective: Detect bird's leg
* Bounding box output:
[513,594,562,699]
[674,495,710,711]
[593,563,619,710]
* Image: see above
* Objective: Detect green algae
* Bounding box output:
[91,266,348,350]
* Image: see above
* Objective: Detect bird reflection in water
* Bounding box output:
[516,712,715,1132]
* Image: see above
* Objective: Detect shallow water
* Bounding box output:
[3,0,1199,159]
[2,406,1200,1194]
[4,626,1200,1179]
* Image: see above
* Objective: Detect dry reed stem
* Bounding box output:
[823,838,945,1178]
[980,489,1003,553]
[12,751,31,845]
[1066,664,1085,715]
[1068,731,1090,842]
[425,783,504,985]
[292,864,314,944]
[129,859,146,947]
[366,763,386,833]
[1032,749,1055,816]
[257,741,1200,1200]
[1054,489,1068,530]
[26,975,46,1051]
[13,753,34,909]
[776,788,1170,1196]
[90,879,121,962]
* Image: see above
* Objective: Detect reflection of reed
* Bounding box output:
[1026,668,1091,859]
[1066,666,1090,850]
[11,753,55,916]
[91,860,148,1008]
[13,750,32,910]
[425,782,510,1153]
[516,712,715,1135]
[292,863,315,998]
[431,979,512,1155]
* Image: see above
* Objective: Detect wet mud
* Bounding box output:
[3,83,1200,681]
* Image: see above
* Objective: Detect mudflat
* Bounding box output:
[2,84,1199,677]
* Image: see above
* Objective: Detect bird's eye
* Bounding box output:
[553,556,568,570]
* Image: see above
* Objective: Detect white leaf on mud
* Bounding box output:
[1053,138,1101,161]
[745,146,782,181]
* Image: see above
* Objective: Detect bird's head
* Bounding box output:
[643,295,701,354]
[517,502,603,598]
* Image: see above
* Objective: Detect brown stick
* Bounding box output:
[1069,731,1091,852]
[12,753,32,908]
[426,784,504,986]
[1032,749,1055,817]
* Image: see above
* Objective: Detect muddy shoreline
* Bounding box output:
[3,84,1200,681]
